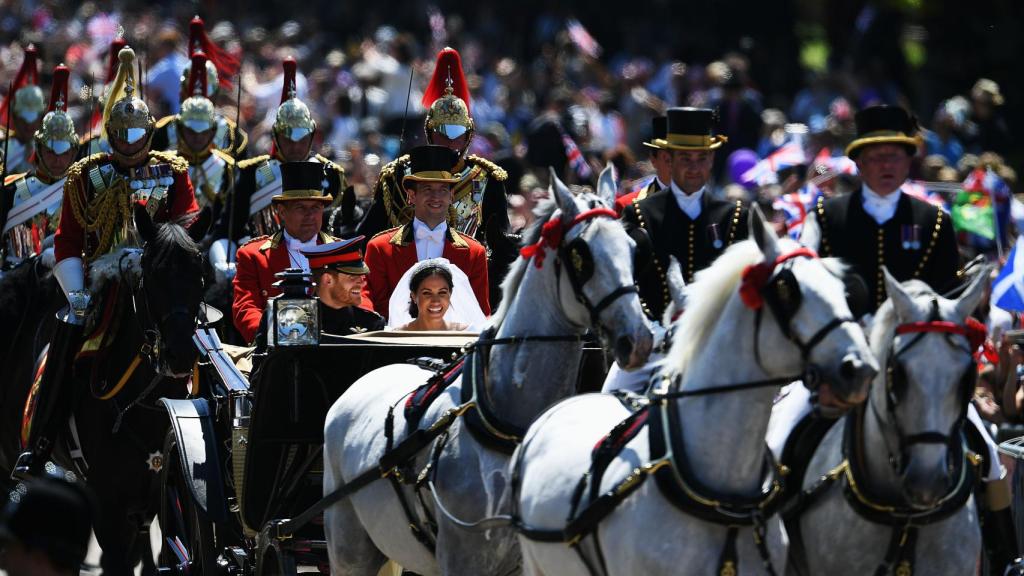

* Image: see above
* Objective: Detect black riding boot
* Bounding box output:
[982,495,1024,575]
[11,311,84,480]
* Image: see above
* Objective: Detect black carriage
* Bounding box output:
[156,319,608,575]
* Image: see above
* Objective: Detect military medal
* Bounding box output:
[901,224,921,250]
[707,223,723,249]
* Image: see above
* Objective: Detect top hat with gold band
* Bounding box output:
[273,161,334,204]
[402,145,461,187]
[642,115,668,150]
[844,105,922,160]
[301,236,370,275]
[654,107,727,151]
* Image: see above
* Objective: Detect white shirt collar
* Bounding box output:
[412,218,448,261]
[282,229,318,271]
[654,176,669,191]
[861,184,902,225]
[670,182,704,220]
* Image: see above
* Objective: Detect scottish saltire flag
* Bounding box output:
[993,236,1024,312]
[772,181,823,239]
[742,141,808,186]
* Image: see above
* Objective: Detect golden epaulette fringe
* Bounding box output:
[237,154,271,171]
[148,150,189,174]
[465,155,508,182]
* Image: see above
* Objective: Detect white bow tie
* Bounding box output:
[416,227,445,244]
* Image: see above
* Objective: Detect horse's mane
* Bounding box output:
[88,218,201,293]
[488,196,558,327]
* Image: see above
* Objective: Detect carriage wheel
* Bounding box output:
[256,545,297,576]
[157,430,220,573]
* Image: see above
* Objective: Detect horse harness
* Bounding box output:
[510,247,858,576]
[785,298,986,576]
[267,206,639,542]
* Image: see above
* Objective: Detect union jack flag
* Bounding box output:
[901,180,949,212]
[561,130,593,181]
[566,19,602,58]
[772,182,823,239]
[742,141,808,186]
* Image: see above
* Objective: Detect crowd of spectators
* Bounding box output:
[2,0,1024,424]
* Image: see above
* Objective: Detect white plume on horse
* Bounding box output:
[512,206,878,576]
[789,268,990,575]
[322,165,652,575]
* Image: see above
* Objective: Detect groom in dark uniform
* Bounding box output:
[623,107,747,321]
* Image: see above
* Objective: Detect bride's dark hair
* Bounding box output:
[408,264,454,318]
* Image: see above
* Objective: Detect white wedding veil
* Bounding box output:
[387,257,486,330]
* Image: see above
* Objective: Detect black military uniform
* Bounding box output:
[623,107,747,321]
[321,304,384,335]
[300,236,384,336]
[802,105,959,311]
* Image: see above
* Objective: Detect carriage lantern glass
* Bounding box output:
[269,268,320,347]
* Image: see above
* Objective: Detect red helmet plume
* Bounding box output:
[188,15,239,88]
[421,47,470,113]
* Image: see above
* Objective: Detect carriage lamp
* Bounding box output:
[268,268,320,347]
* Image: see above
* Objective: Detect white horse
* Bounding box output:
[786,269,988,575]
[323,166,654,576]
[513,207,878,576]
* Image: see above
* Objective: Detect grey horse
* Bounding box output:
[789,269,988,575]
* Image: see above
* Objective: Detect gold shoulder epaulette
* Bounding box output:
[222,117,249,154]
[314,154,346,177]
[238,154,270,171]
[371,226,401,240]
[65,152,110,183]
[378,155,410,180]
[243,234,269,246]
[465,155,508,182]
[211,148,237,166]
[148,150,189,174]
[154,115,176,130]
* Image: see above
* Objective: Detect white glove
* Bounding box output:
[53,257,91,318]
[208,238,237,283]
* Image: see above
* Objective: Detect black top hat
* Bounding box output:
[656,107,727,150]
[0,477,94,570]
[845,105,921,159]
[642,116,668,150]
[403,145,461,187]
[273,161,334,203]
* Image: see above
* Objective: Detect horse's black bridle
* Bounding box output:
[516,206,639,340]
[121,247,204,378]
[653,248,857,402]
[872,297,981,475]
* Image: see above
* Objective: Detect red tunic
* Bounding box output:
[54,152,199,262]
[362,224,490,320]
[613,179,661,217]
[231,231,375,343]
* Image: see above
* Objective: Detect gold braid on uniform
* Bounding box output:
[237,154,270,171]
[377,154,411,228]
[464,155,508,181]
[147,150,190,175]
[315,153,348,197]
[64,153,133,263]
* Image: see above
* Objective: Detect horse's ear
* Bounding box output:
[882,267,915,321]
[549,166,579,220]
[134,203,156,244]
[954,264,993,321]
[748,204,779,262]
[187,207,213,244]
[596,163,617,207]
